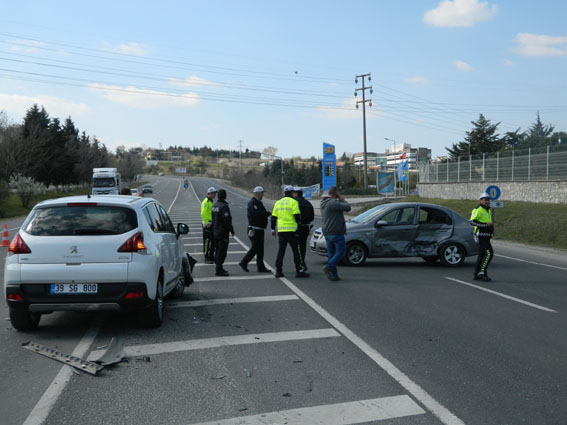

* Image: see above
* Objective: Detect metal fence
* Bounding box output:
[419,145,567,182]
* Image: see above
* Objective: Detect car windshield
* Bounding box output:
[92,177,116,187]
[350,204,389,223]
[24,205,138,236]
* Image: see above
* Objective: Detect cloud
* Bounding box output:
[117,42,149,56]
[454,60,473,71]
[169,76,221,88]
[406,76,429,84]
[513,33,567,57]
[424,0,498,27]
[317,97,385,120]
[0,93,90,118]
[9,39,45,54]
[88,84,199,109]
[502,59,514,66]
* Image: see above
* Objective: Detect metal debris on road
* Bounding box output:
[244,369,252,378]
[293,359,304,363]
[22,341,103,376]
[91,338,125,366]
[238,408,248,412]
[135,356,151,362]
[282,392,292,397]
[211,375,226,380]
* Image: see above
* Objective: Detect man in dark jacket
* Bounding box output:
[320,186,351,281]
[293,186,315,272]
[211,189,235,276]
[239,186,272,273]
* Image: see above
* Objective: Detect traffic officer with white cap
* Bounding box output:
[239,186,272,273]
[271,185,309,278]
[470,192,494,281]
[201,186,217,264]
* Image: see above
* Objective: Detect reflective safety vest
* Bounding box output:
[272,196,300,232]
[470,205,493,237]
[201,197,213,225]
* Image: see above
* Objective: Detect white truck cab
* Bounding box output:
[92,168,122,195]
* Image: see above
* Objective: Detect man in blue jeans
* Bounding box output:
[320,186,351,281]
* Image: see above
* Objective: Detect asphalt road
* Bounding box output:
[1,175,566,425]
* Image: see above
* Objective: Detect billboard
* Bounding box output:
[322,142,336,193]
[378,172,395,194]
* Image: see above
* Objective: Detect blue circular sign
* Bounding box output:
[486,185,501,200]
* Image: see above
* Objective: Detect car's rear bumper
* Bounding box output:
[5,282,152,312]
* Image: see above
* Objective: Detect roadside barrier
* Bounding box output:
[1,224,9,247]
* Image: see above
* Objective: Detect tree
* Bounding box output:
[517,112,555,150]
[446,114,504,159]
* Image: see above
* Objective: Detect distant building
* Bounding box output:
[353,152,388,168]
[385,144,431,169]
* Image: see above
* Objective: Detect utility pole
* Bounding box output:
[237,140,244,172]
[355,73,372,189]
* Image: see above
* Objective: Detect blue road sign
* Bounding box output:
[485,185,501,200]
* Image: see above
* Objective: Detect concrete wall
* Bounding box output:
[417,180,567,204]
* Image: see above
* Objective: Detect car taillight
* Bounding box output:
[117,232,147,253]
[9,234,31,254]
[7,293,24,301]
[124,292,144,299]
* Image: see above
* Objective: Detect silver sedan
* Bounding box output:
[310,202,479,267]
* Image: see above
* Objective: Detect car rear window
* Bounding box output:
[24,205,138,236]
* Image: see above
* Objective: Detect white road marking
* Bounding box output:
[495,254,567,271]
[194,275,274,282]
[23,323,102,425]
[166,179,182,214]
[190,395,425,425]
[231,235,465,425]
[182,236,203,240]
[445,277,557,313]
[184,242,239,246]
[166,295,298,308]
[194,261,240,267]
[88,329,340,359]
[189,250,247,255]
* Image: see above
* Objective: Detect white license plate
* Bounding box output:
[310,241,316,248]
[50,283,98,294]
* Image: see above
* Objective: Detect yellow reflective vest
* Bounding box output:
[470,205,493,237]
[272,196,300,232]
[201,197,213,226]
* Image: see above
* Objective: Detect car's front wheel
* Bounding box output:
[439,243,465,266]
[343,241,368,266]
[140,275,164,327]
[10,309,41,331]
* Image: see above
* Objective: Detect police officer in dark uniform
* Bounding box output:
[239,186,272,273]
[293,186,314,272]
[212,189,234,276]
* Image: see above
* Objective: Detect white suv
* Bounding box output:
[4,195,192,330]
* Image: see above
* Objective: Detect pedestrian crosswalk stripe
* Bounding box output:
[194,275,274,282]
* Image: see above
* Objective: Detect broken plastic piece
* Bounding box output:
[91,338,125,366]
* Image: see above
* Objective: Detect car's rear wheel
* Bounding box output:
[10,309,41,331]
[422,256,439,264]
[343,241,368,266]
[439,243,465,266]
[140,275,164,327]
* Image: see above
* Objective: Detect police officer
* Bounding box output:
[201,187,217,264]
[239,186,272,273]
[212,189,234,276]
[471,192,494,282]
[271,186,309,278]
[293,186,314,272]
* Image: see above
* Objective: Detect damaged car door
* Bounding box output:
[371,207,417,256]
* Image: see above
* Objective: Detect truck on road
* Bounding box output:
[91,168,122,195]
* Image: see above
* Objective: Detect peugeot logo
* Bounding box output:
[70,246,78,254]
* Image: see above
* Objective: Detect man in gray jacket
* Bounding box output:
[320,186,351,281]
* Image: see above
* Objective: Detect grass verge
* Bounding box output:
[0,187,90,219]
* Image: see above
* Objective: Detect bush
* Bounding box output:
[0,181,9,217]
[9,174,46,209]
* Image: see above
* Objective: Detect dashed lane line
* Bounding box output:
[166,295,298,308]
[88,329,340,359]
[190,395,425,425]
[445,277,557,313]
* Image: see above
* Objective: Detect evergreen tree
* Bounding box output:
[446,114,503,159]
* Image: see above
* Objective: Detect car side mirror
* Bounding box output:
[177,223,189,237]
[375,220,388,227]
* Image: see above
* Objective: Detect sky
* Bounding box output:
[0,0,566,159]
